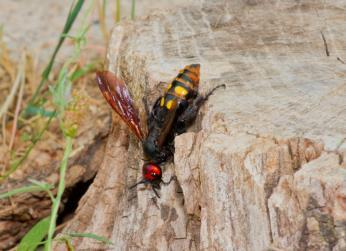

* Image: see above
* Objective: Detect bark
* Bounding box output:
[57,1,346,250]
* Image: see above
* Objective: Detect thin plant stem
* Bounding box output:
[25,0,85,112]
[97,0,109,44]
[45,135,73,251]
[131,0,136,20]
[115,0,121,22]
[2,114,6,147]
[9,53,26,150]
[0,52,25,120]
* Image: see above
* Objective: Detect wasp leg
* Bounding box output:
[174,98,202,135]
[129,179,148,189]
[175,84,226,134]
[155,145,174,164]
[146,96,162,130]
[158,81,169,89]
[152,186,160,198]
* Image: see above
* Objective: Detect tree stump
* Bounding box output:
[57,1,346,250]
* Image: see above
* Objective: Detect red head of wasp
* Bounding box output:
[96,64,225,197]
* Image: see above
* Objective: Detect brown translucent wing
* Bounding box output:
[96,71,144,141]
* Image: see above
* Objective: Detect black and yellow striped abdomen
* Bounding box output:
[159,64,200,111]
[143,64,201,162]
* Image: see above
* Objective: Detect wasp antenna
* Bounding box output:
[161,175,176,186]
[129,179,147,189]
[205,84,226,100]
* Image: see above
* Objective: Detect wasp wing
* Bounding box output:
[96,71,144,141]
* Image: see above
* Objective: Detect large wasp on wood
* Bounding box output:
[96,64,224,197]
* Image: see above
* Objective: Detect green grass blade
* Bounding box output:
[40,0,84,85]
[131,0,136,20]
[28,179,52,188]
[0,183,53,200]
[103,0,107,14]
[115,0,121,22]
[66,232,114,245]
[45,136,73,251]
[25,0,85,111]
[63,237,75,251]
[69,62,96,82]
[25,105,56,117]
[18,216,51,251]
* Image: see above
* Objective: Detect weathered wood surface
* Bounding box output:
[57,1,346,250]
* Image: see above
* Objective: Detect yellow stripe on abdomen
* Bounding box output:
[166,99,174,110]
[174,85,188,96]
[160,97,165,106]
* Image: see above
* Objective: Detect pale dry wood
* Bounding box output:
[57,1,346,250]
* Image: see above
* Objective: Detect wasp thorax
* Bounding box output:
[143,137,167,163]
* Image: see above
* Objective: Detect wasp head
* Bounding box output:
[143,163,162,186]
[129,163,163,198]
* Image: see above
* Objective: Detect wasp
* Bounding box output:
[96,64,224,197]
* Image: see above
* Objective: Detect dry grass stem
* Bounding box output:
[9,54,26,150]
[0,52,26,120]
[97,0,109,45]
[2,114,6,146]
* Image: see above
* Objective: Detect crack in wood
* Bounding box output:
[337,57,345,64]
[320,31,330,57]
